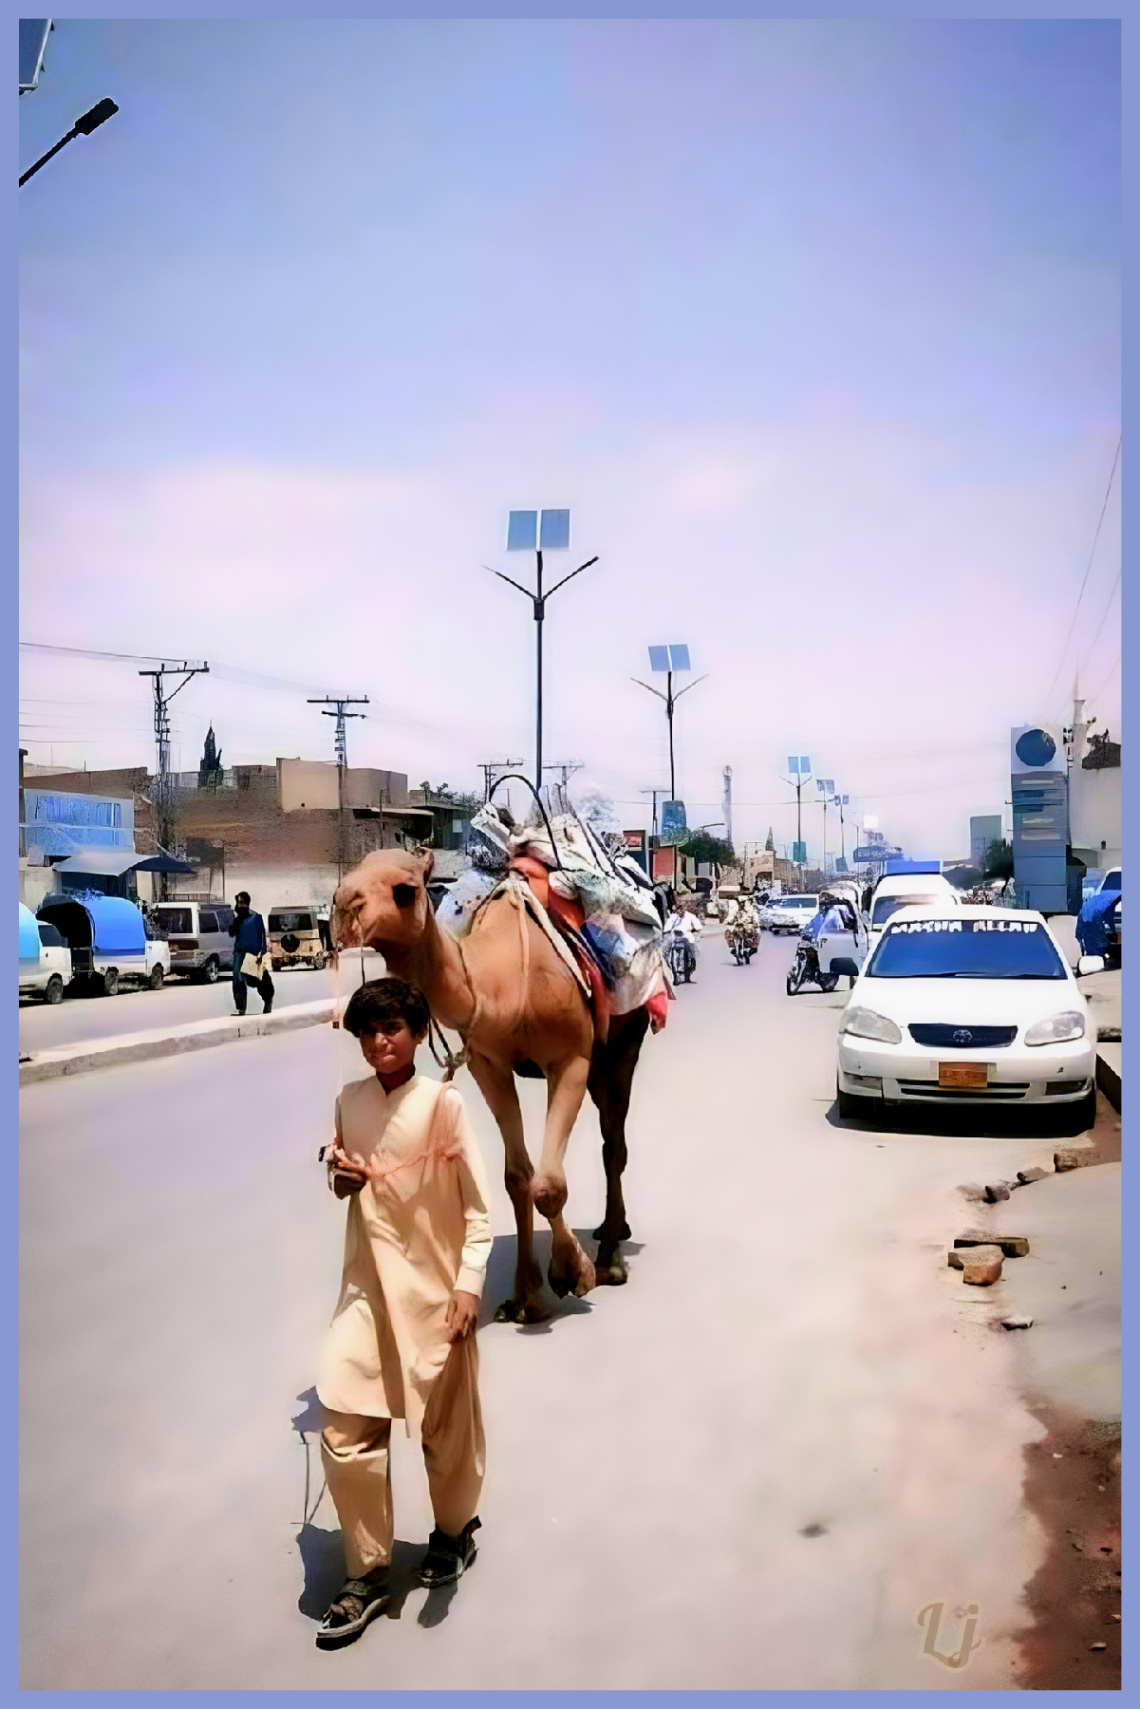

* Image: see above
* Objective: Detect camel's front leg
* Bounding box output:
[465,1050,549,1324]
[534,1053,596,1300]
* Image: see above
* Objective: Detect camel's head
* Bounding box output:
[332,846,435,954]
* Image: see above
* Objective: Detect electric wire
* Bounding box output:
[1042,434,1121,711]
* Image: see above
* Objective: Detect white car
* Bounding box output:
[836,904,1096,1129]
[764,894,820,934]
[867,873,959,939]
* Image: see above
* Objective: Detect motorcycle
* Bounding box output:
[786,935,839,995]
[726,915,758,965]
[665,928,696,984]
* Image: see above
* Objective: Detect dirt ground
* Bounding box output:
[1011,1093,1122,1690]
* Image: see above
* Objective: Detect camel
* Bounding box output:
[331,846,650,1322]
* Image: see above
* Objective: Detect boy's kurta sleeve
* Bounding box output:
[449,1092,493,1298]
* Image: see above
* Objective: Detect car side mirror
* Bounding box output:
[1077,953,1106,977]
[831,956,860,979]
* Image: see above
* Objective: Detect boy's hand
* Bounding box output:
[445,1290,480,1342]
[326,1142,368,1197]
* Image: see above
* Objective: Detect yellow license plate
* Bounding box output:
[939,1062,990,1089]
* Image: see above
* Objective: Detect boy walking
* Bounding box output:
[315,977,492,1650]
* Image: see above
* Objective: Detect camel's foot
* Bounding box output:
[593,1250,628,1287]
[493,1293,552,1325]
[547,1231,595,1299]
[591,1221,631,1243]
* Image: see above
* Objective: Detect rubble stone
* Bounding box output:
[1054,1150,1084,1172]
[962,1254,1003,1285]
[954,1232,1029,1257]
[948,1245,1003,1270]
[984,1182,1011,1202]
[1016,1165,1050,1185]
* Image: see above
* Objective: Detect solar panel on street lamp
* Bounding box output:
[490,510,597,792]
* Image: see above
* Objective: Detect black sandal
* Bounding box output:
[418,1517,481,1587]
[316,1575,391,1649]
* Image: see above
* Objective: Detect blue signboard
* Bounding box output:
[792,839,807,864]
[1012,771,1068,912]
[661,800,687,841]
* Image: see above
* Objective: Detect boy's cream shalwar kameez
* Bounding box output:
[316,1072,493,1576]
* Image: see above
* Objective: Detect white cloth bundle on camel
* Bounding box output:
[436,803,669,1017]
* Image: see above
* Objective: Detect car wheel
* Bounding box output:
[201,956,219,985]
[1057,1088,1098,1137]
[837,1087,868,1121]
[148,964,164,990]
[45,974,64,1005]
[312,952,327,971]
[102,968,119,997]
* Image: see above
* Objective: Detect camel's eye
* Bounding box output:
[392,884,417,908]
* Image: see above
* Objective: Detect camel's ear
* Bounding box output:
[414,845,435,883]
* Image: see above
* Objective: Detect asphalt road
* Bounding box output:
[20,925,1094,1689]
[18,951,387,1053]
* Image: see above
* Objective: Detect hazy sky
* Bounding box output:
[20,18,1120,863]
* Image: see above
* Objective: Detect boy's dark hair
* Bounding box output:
[235,891,251,905]
[342,976,431,1039]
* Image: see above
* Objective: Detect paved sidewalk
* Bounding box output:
[19,998,336,1086]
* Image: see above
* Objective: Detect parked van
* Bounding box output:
[19,902,72,1004]
[867,872,958,939]
[36,894,170,996]
[151,901,236,983]
[268,904,331,971]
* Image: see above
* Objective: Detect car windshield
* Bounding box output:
[270,911,312,931]
[866,918,1067,980]
[157,907,192,934]
[779,897,816,909]
[872,892,945,926]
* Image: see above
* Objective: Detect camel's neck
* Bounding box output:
[377,908,474,1033]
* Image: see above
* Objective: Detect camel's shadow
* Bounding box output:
[480,1230,645,1335]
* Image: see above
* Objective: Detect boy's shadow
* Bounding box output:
[291,1388,458,1629]
[479,1231,645,1335]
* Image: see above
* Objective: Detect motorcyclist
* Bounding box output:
[664,897,701,980]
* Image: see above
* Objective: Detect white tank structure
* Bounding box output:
[723,765,733,851]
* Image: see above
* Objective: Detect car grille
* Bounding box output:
[908,1023,1017,1049]
[896,1080,1030,1101]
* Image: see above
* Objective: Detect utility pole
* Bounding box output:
[478,758,523,803]
[640,785,668,839]
[139,660,208,898]
[308,696,369,883]
[633,645,707,890]
[722,764,733,851]
[489,510,596,796]
[543,760,583,790]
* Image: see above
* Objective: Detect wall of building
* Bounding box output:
[1070,763,1122,870]
[276,759,409,812]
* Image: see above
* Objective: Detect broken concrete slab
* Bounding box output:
[985,1182,1012,1202]
[963,1254,1004,1285]
[949,1245,1003,1270]
[1002,1316,1034,1330]
[955,1232,1029,1257]
[1054,1150,1087,1172]
[1017,1166,1051,1185]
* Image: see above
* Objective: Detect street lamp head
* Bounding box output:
[75,97,118,135]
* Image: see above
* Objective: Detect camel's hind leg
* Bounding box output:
[588,1006,650,1285]
[465,1049,548,1324]
[534,1053,596,1300]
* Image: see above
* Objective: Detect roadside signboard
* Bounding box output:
[661,799,687,841]
[792,839,807,864]
[622,828,648,871]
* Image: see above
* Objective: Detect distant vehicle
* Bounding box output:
[19,902,72,1004]
[836,903,1096,1131]
[1075,872,1122,972]
[152,901,235,983]
[268,904,331,971]
[867,873,958,938]
[36,894,169,996]
[763,894,820,934]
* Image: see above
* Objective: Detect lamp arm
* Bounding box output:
[631,677,667,702]
[672,673,709,701]
[485,566,533,599]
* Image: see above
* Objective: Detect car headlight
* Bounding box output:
[1024,1011,1086,1046]
[840,1006,902,1045]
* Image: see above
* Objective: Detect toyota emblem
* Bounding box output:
[953,1028,973,1045]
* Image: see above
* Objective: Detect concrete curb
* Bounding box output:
[19,999,337,1086]
[1096,1043,1121,1113]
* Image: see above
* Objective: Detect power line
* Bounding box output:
[1042,434,1121,711]
[1080,565,1121,669]
[1085,650,1122,710]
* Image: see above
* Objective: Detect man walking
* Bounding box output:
[228,890,274,1015]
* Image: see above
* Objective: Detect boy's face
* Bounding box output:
[357,1016,424,1079]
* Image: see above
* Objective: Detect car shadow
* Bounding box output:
[826,1099,1094,1141]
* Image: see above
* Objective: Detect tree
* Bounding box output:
[946,864,983,890]
[983,839,1014,882]
[765,826,775,852]
[679,830,735,866]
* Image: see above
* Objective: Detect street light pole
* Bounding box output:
[488,526,596,796]
[20,97,119,185]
